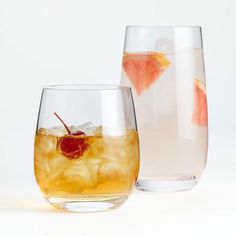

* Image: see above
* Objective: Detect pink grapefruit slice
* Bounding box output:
[192,79,208,126]
[122,52,170,96]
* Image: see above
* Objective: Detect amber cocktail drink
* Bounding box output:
[34,85,139,212]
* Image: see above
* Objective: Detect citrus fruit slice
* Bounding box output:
[122,52,170,95]
[192,79,208,126]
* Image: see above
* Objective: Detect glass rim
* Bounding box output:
[43,84,131,91]
[126,25,202,29]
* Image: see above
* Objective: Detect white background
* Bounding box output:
[0,0,235,235]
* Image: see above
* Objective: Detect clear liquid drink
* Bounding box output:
[122,26,208,191]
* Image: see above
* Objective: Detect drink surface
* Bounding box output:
[122,47,208,180]
[34,127,139,197]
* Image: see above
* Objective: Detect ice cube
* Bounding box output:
[35,132,57,153]
[155,38,175,54]
[64,160,94,187]
[99,161,128,180]
[86,158,102,184]
[38,127,67,136]
[48,152,70,179]
[73,122,100,135]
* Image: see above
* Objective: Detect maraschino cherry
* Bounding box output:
[54,112,88,159]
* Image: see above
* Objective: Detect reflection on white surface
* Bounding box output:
[0,169,235,236]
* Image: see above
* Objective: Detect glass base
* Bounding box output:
[136,176,198,192]
[45,195,128,213]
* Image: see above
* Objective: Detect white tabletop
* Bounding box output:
[0,143,235,236]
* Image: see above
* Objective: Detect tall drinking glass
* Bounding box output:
[34,85,139,212]
[121,26,208,191]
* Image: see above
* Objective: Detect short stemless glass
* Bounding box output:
[34,85,139,212]
[121,26,208,191]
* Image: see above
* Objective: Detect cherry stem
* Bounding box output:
[54,112,71,134]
